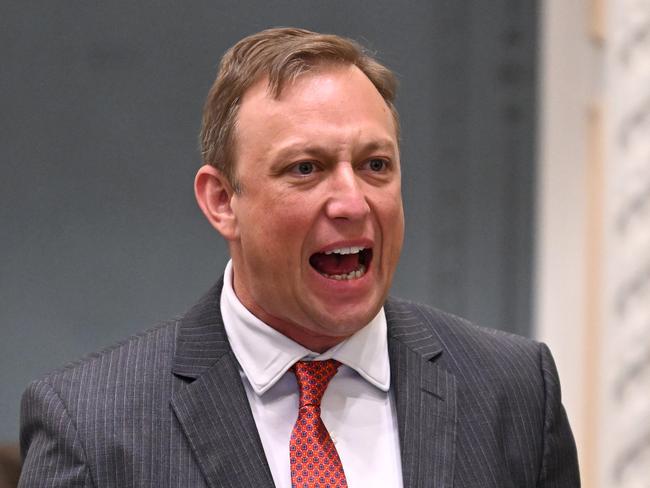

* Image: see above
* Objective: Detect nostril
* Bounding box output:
[325,195,370,220]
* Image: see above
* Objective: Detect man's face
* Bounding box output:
[227,64,404,351]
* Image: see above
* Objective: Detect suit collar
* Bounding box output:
[385,297,444,360]
[171,282,448,380]
[385,298,457,488]
[171,279,231,379]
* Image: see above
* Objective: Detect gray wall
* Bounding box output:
[1,1,537,441]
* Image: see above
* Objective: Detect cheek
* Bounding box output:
[376,192,405,233]
[266,198,316,236]
[242,194,316,256]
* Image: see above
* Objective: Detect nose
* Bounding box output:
[324,163,370,221]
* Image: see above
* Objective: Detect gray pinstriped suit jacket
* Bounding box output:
[19,280,580,487]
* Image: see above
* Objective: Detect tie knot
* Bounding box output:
[292,359,341,408]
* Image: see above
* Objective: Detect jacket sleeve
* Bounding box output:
[19,378,94,487]
[537,343,581,487]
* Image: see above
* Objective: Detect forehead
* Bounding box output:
[236,64,397,140]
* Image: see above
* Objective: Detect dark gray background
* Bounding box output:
[1,0,537,441]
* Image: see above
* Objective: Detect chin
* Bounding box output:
[309,304,379,337]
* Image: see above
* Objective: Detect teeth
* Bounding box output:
[324,246,365,255]
[322,264,366,281]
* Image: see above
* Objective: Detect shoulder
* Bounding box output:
[18,316,206,485]
[22,319,180,413]
[385,296,547,385]
[385,296,541,351]
[22,280,226,415]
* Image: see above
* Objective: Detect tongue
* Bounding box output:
[310,253,360,276]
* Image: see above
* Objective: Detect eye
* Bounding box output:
[367,158,388,172]
[293,161,315,175]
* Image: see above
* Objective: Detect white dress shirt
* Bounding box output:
[220,260,403,487]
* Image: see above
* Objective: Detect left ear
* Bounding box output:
[194,164,239,240]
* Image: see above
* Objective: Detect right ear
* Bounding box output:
[194,164,239,240]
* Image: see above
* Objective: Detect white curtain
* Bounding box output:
[603,0,650,485]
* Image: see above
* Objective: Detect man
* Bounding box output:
[19,28,580,487]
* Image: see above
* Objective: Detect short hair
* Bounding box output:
[200,27,399,190]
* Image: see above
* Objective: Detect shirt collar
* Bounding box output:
[220,260,391,395]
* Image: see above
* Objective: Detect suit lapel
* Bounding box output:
[386,299,457,488]
[170,280,275,488]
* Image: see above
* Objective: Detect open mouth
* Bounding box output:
[309,246,373,281]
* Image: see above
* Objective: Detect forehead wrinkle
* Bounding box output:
[273,140,331,161]
[272,135,397,163]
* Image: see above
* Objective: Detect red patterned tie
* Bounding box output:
[290,360,348,488]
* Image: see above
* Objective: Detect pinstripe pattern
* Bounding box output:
[19,281,579,487]
[385,299,580,487]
